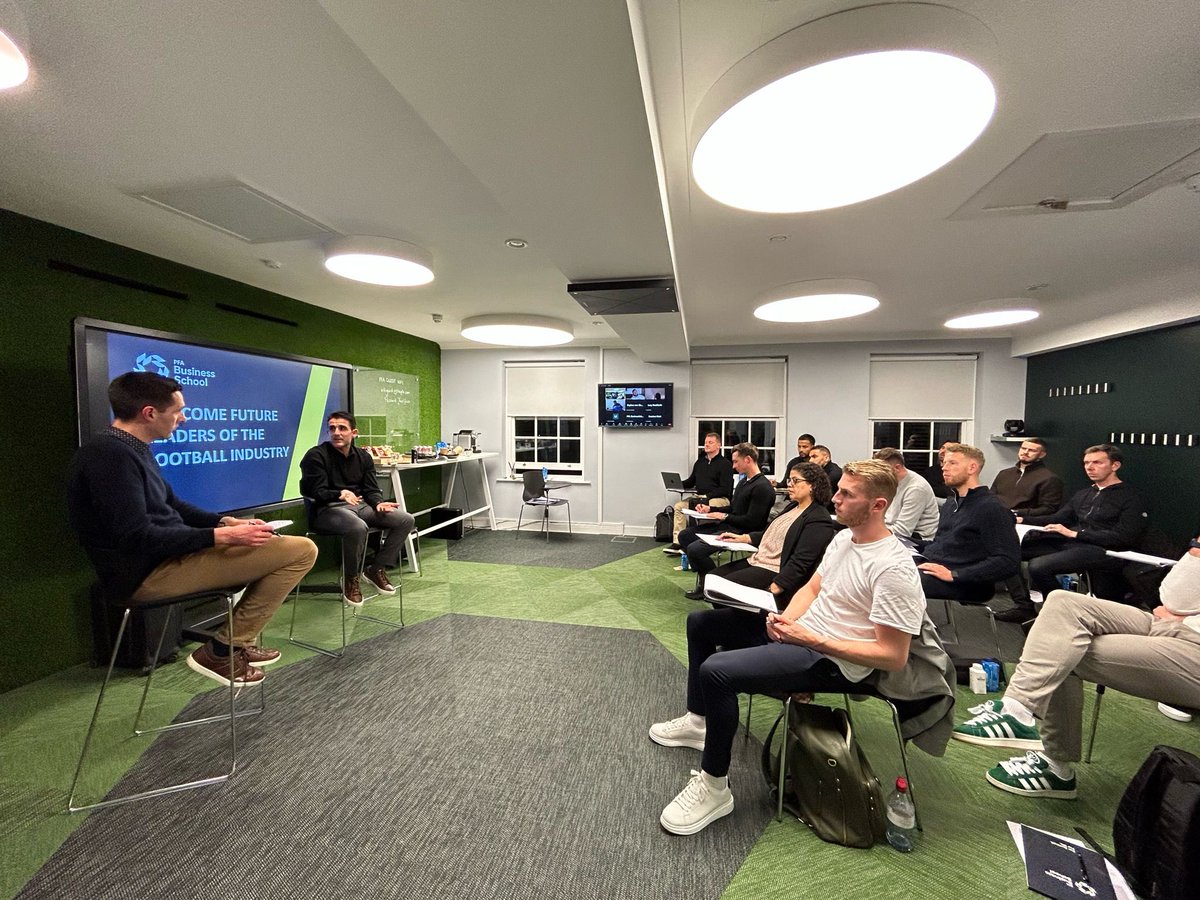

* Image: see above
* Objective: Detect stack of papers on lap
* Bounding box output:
[696,533,758,552]
[1016,524,1047,542]
[703,575,776,614]
[1105,549,1178,567]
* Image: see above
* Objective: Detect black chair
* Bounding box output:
[69,584,261,813]
[516,471,571,541]
[288,499,403,659]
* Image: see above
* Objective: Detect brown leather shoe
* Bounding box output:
[187,643,265,687]
[240,644,282,667]
[364,566,396,595]
[343,576,364,608]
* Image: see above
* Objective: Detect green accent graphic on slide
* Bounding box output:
[283,366,334,499]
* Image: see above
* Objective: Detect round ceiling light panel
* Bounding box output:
[460,315,574,347]
[324,236,434,287]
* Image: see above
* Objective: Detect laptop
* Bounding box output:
[661,471,686,491]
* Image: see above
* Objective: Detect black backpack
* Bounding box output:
[654,506,673,542]
[760,702,886,848]
[1113,744,1200,900]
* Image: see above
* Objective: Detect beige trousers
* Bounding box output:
[1005,590,1200,761]
[132,535,318,647]
[671,496,729,543]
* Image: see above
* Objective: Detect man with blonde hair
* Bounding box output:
[915,443,1020,605]
[649,459,928,835]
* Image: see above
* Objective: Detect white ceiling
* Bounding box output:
[2,0,1198,358]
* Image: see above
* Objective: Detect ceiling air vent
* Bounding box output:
[953,118,1200,218]
[567,278,677,315]
[132,180,333,243]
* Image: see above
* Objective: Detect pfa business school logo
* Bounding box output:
[134,352,170,376]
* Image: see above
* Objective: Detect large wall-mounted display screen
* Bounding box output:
[598,383,673,428]
[73,318,351,513]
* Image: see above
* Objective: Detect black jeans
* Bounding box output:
[1022,535,1109,598]
[919,570,996,605]
[679,524,723,576]
[684,608,861,777]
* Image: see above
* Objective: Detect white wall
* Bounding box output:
[442,337,1026,533]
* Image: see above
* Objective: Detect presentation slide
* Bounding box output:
[78,322,349,512]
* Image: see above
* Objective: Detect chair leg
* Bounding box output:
[742,693,754,742]
[982,606,1007,686]
[842,694,922,832]
[69,594,248,813]
[515,504,525,538]
[288,532,348,659]
[777,697,791,822]
[1084,683,1105,763]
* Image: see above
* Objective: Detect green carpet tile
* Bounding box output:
[3,536,1199,899]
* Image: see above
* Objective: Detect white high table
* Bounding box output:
[378,451,498,574]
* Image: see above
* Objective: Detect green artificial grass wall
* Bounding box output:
[0,209,441,692]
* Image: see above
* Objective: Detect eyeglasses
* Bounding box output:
[785,477,804,486]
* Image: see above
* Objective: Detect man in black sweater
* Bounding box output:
[664,432,734,554]
[1003,443,1148,621]
[677,443,777,596]
[67,372,317,687]
[299,412,416,606]
[808,445,843,512]
[916,443,1020,605]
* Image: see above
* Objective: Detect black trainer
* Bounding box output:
[992,602,1037,623]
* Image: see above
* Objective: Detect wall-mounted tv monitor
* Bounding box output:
[73,317,352,514]
[599,383,673,428]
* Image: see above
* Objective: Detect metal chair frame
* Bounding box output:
[288,523,403,659]
[68,587,263,813]
[749,691,924,831]
[515,472,572,541]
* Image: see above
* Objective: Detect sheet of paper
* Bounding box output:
[1105,549,1178,567]
[264,519,293,531]
[681,508,720,520]
[1007,822,1134,900]
[703,574,777,614]
[1016,523,1047,542]
[696,533,758,552]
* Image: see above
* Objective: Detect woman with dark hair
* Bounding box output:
[684,461,838,608]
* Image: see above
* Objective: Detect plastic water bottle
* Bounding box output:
[541,466,548,482]
[885,777,916,852]
[680,553,690,571]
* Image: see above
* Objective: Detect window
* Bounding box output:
[695,419,779,476]
[871,421,963,479]
[512,416,582,475]
[868,353,975,478]
[504,361,586,479]
[691,357,786,477]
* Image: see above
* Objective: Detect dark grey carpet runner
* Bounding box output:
[22,616,770,899]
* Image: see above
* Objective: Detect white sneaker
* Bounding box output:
[1158,702,1194,722]
[649,714,706,750]
[660,770,734,835]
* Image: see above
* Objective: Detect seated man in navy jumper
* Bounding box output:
[67,372,317,687]
[299,411,416,607]
[915,443,1020,605]
[650,459,927,835]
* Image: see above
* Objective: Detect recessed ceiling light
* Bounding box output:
[753,278,880,323]
[0,27,30,90]
[460,315,574,347]
[944,309,1039,329]
[504,238,528,249]
[768,234,789,243]
[691,4,997,213]
[324,236,434,287]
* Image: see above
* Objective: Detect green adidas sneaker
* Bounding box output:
[985,751,1077,799]
[951,699,1044,750]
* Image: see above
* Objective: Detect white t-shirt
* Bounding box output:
[799,528,926,681]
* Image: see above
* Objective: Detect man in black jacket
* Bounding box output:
[808,445,843,512]
[916,443,1020,605]
[990,438,1064,518]
[664,432,733,554]
[688,461,838,603]
[677,443,776,594]
[1003,443,1148,621]
[67,372,317,686]
[299,412,415,606]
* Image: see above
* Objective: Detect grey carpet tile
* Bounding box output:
[21,616,770,900]
[441,531,660,569]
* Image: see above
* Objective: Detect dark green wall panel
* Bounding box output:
[1024,321,1200,545]
[0,210,441,692]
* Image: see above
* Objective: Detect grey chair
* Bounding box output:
[288,499,403,659]
[69,584,262,813]
[516,470,571,540]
